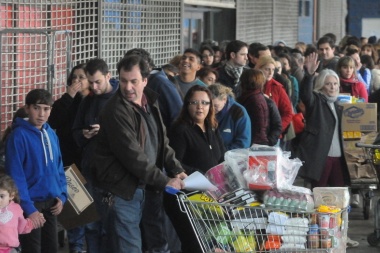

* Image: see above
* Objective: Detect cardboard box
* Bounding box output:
[341,103,377,132]
[313,187,350,208]
[58,164,99,230]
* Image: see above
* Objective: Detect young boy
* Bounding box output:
[5,89,67,253]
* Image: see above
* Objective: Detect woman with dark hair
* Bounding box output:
[237,69,282,146]
[197,66,218,85]
[200,45,215,67]
[361,54,380,94]
[48,63,90,253]
[164,85,225,253]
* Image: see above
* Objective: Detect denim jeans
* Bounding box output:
[85,183,109,253]
[141,189,170,253]
[67,226,85,251]
[20,199,58,253]
[107,188,145,253]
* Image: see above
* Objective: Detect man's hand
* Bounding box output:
[175,172,187,180]
[28,211,46,228]
[166,178,185,190]
[83,124,100,139]
[51,197,63,216]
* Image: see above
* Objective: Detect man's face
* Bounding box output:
[318,43,335,60]
[119,65,147,106]
[250,49,271,65]
[179,53,201,76]
[231,46,248,67]
[25,104,51,129]
[86,70,111,95]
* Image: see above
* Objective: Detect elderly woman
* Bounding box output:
[292,52,350,188]
[164,85,226,253]
[208,83,251,150]
[293,52,359,248]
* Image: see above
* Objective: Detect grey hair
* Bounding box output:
[314,69,340,92]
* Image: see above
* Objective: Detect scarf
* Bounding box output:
[321,93,338,102]
[224,61,243,86]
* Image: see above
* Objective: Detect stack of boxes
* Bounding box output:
[339,96,378,179]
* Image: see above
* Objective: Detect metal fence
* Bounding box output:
[0,0,182,134]
[0,29,71,133]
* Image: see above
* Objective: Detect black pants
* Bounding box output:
[19,199,58,253]
[163,192,203,253]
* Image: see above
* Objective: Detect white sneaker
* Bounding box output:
[347,237,359,248]
[351,194,360,208]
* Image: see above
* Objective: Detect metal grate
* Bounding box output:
[0,0,182,135]
[100,0,182,74]
[236,0,298,47]
[0,29,71,133]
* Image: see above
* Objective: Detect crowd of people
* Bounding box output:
[1,33,380,252]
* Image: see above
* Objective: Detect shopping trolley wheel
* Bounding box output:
[363,198,372,220]
[367,232,380,246]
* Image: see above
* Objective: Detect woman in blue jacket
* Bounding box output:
[208,83,251,150]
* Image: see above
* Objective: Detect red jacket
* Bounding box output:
[263,78,294,133]
[339,76,368,102]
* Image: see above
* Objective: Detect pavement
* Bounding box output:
[346,190,380,252]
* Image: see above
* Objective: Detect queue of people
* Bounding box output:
[2,33,380,252]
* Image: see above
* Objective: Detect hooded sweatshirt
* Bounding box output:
[5,118,67,216]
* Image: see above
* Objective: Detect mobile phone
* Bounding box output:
[84,125,94,130]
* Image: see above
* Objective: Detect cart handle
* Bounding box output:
[165,186,180,195]
[355,143,380,149]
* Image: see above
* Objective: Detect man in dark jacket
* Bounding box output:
[218,40,249,93]
[72,58,119,253]
[92,55,186,253]
[124,48,183,253]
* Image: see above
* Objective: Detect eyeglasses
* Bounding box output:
[188,100,211,106]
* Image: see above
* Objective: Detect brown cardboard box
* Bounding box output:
[341,103,377,132]
[58,164,99,230]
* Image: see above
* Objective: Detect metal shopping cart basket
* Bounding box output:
[176,192,348,253]
[352,143,380,220]
[354,143,380,246]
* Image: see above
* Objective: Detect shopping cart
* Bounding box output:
[176,192,348,253]
[354,143,380,246]
[352,143,380,220]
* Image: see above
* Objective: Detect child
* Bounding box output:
[5,89,68,253]
[0,174,45,253]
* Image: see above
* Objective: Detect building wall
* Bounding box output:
[317,0,346,43]
[236,0,298,46]
[298,0,314,44]
[347,0,380,39]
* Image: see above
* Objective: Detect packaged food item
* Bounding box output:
[229,228,253,252]
[320,238,332,248]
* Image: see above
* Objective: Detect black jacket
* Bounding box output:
[168,122,226,174]
[93,88,184,200]
[49,93,84,168]
[291,74,350,184]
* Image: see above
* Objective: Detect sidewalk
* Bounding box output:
[347,191,380,252]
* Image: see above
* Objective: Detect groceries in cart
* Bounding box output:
[168,145,350,252]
